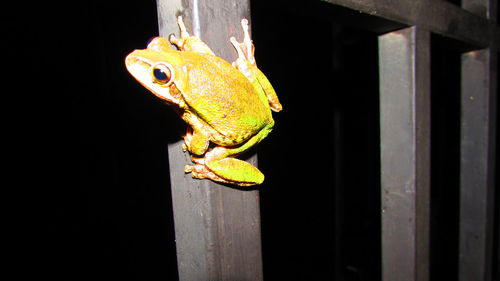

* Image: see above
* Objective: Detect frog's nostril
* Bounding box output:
[125,55,135,64]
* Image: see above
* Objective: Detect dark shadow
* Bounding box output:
[430,33,462,281]
[252,1,381,280]
[27,1,180,280]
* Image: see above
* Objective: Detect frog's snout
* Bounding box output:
[125,51,146,69]
[125,51,153,78]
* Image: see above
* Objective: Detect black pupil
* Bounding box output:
[153,68,168,81]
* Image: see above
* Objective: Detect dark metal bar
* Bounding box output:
[324,0,500,51]
[459,1,497,280]
[462,0,498,20]
[379,26,431,281]
[459,48,497,281]
[156,1,263,280]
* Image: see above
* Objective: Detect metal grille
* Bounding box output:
[156,1,499,280]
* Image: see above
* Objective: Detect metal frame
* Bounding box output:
[460,48,497,281]
[324,0,499,50]
[379,26,431,281]
[154,0,498,280]
[323,0,498,280]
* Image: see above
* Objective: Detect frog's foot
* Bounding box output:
[230,19,256,66]
[184,157,264,186]
[230,19,283,113]
[185,162,224,184]
[229,20,257,81]
[168,16,190,49]
[169,16,215,55]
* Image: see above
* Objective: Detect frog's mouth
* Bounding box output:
[125,52,179,105]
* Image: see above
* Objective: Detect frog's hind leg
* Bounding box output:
[185,125,272,186]
[185,157,264,186]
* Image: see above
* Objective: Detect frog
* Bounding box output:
[125,16,281,186]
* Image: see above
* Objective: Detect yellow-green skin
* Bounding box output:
[125,17,281,186]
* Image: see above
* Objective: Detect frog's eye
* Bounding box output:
[151,63,173,86]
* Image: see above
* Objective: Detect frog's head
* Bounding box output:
[125,37,188,105]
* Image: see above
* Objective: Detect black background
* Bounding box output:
[14,1,498,280]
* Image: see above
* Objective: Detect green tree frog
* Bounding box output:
[125,16,282,186]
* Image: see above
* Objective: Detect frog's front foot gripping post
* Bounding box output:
[169,15,216,55]
[169,16,190,48]
[230,19,283,113]
[230,19,256,66]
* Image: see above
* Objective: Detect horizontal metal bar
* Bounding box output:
[324,0,500,51]
[379,26,431,281]
[462,0,498,20]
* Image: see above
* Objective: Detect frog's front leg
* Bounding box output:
[182,126,210,155]
[180,110,212,155]
[169,16,215,55]
[230,19,255,66]
[230,19,256,79]
[230,19,282,112]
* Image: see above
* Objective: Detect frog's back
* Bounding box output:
[181,53,273,143]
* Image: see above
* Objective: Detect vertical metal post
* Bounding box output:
[460,2,497,281]
[459,48,497,281]
[379,26,431,281]
[155,1,263,280]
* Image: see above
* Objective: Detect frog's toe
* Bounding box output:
[184,164,193,173]
[230,19,256,66]
[169,33,180,46]
[184,163,210,179]
[185,163,228,184]
[176,15,190,38]
[240,19,252,46]
[230,37,246,60]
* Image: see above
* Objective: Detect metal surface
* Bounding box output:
[379,26,431,281]
[460,48,497,281]
[156,1,263,280]
[462,0,498,20]
[324,0,500,51]
[459,1,498,280]
[330,1,497,280]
